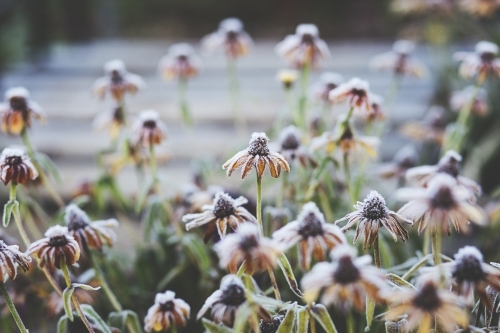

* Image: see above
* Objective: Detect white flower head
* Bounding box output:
[44,225,71,239]
[219,18,244,33]
[5,87,30,100]
[104,59,127,76]
[296,24,319,37]
[393,40,415,54]
[476,41,498,55]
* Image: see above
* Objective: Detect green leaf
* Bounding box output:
[386,273,416,290]
[156,263,187,291]
[80,304,113,333]
[401,254,432,280]
[62,286,75,321]
[3,200,18,227]
[108,310,144,333]
[34,152,63,184]
[365,295,375,332]
[182,234,212,273]
[57,315,69,333]
[297,307,310,333]
[202,318,234,333]
[232,303,253,332]
[73,283,101,291]
[276,302,296,333]
[310,304,338,333]
[277,253,303,297]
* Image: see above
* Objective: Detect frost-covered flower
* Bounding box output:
[131,110,168,147]
[144,291,190,332]
[214,223,281,273]
[158,43,201,81]
[276,69,299,90]
[201,18,253,59]
[450,85,489,116]
[311,72,344,103]
[329,78,372,114]
[397,174,488,234]
[182,191,256,243]
[362,93,386,122]
[459,0,500,17]
[384,318,410,333]
[400,106,447,144]
[301,245,387,311]
[0,87,46,135]
[92,104,126,139]
[0,240,31,282]
[376,145,419,181]
[454,41,500,83]
[273,202,345,270]
[274,126,316,168]
[275,24,330,69]
[369,40,427,78]
[92,59,146,101]
[222,132,290,179]
[0,147,38,185]
[336,191,413,248]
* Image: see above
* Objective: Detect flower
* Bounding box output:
[0,147,38,185]
[399,106,447,144]
[454,41,500,83]
[201,18,253,59]
[131,110,168,147]
[376,145,418,181]
[390,0,454,15]
[65,204,119,251]
[459,0,500,17]
[275,24,330,69]
[144,291,190,332]
[301,245,387,311]
[311,72,344,103]
[214,223,281,273]
[92,59,146,101]
[259,315,284,333]
[92,104,126,139]
[158,43,201,81]
[362,93,386,122]
[0,87,45,135]
[336,191,413,248]
[27,225,80,270]
[0,240,31,281]
[274,125,316,168]
[397,174,488,235]
[273,202,346,270]
[369,40,427,78]
[222,132,290,179]
[384,279,468,333]
[182,191,256,243]
[384,318,410,333]
[329,77,372,113]
[450,85,489,116]
[276,69,299,90]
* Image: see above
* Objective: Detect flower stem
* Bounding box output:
[431,227,442,265]
[310,313,316,333]
[373,235,382,268]
[343,153,356,206]
[298,63,310,130]
[178,78,193,127]
[346,311,355,333]
[0,282,29,333]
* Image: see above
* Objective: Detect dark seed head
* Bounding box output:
[143,120,157,129]
[213,194,235,219]
[452,253,484,283]
[159,300,175,312]
[362,191,388,220]
[110,70,124,85]
[481,52,495,63]
[351,88,367,98]
[430,187,456,210]
[49,235,69,247]
[248,134,270,156]
[221,283,246,306]
[333,256,361,284]
[437,159,460,179]
[298,212,324,238]
[301,33,314,45]
[239,235,258,252]
[280,132,300,151]
[66,207,91,232]
[9,97,28,111]
[5,155,23,166]
[259,315,284,333]
[412,282,441,312]
[227,30,238,42]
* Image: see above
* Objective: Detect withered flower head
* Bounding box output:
[65,204,119,251]
[275,24,330,69]
[259,314,284,333]
[385,317,410,333]
[0,240,31,282]
[301,245,387,311]
[273,202,346,270]
[454,41,500,83]
[459,0,500,17]
[450,85,489,116]
[400,106,447,144]
[376,145,418,180]
[336,190,413,248]
[158,43,201,81]
[182,191,256,243]
[92,104,126,139]
[201,18,253,59]
[362,93,386,122]
[214,223,281,273]
[131,109,168,147]
[329,77,373,113]
[222,132,290,179]
[369,40,427,78]
[0,87,45,135]
[0,147,38,185]
[275,125,316,168]
[384,279,468,333]
[311,72,344,103]
[28,225,81,270]
[92,59,146,101]
[276,69,299,90]
[144,290,190,332]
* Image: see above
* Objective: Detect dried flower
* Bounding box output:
[28,225,80,270]
[273,202,346,270]
[454,41,500,83]
[65,204,119,251]
[385,318,410,333]
[376,145,418,181]
[222,132,290,179]
[450,85,489,116]
[336,191,413,248]
[214,223,281,273]
[131,110,168,147]
[201,18,253,59]
[459,0,500,17]
[182,191,256,243]
[259,314,284,333]
[274,125,316,168]
[329,77,372,113]
[301,245,387,311]
[0,240,31,282]
[275,24,330,69]
[400,106,447,144]
[311,72,344,103]
[0,87,45,135]
[276,69,299,90]
[144,291,190,332]
[158,43,201,81]
[93,59,146,101]
[369,40,427,78]
[0,147,38,185]
[362,93,386,122]
[92,104,126,139]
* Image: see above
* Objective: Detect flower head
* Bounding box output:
[0,240,31,282]
[92,104,126,139]
[144,291,190,332]
[400,106,447,144]
[376,145,418,181]
[454,41,500,83]
[273,202,345,270]
[311,72,344,103]
[202,18,253,59]
[450,85,489,116]
[222,132,290,179]
[390,0,454,15]
[275,126,316,168]
[329,77,372,113]
[384,318,410,333]
[27,225,80,270]
[92,59,146,101]
[275,24,330,69]
[369,40,427,78]
[158,43,201,81]
[276,69,299,90]
[459,0,500,17]
[0,87,45,135]
[0,147,38,185]
[131,110,168,147]
[363,93,386,122]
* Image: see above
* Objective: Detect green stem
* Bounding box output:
[347,311,355,333]
[86,249,122,312]
[304,157,330,201]
[20,128,34,156]
[373,235,382,268]
[170,325,178,333]
[343,153,356,206]
[343,107,354,125]
[423,228,430,256]
[149,143,158,180]
[298,63,310,130]
[178,78,193,127]
[310,312,316,333]
[276,172,287,209]
[431,227,442,266]
[0,282,29,333]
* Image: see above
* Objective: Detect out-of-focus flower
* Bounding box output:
[369,40,427,78]
[92,59,146,101]
[0,147,38,185]
[397,174,487,234]
[274,125,316,168]
[92,104,126,139]
[201,18,253,59]
[362,93,386,122]
[336,191,413,248]
[182,191,256,243]
[131,110,168,147]
[390,0,454,15]
[0,87,45,135]
[384,318,410,333]
[459,0,500,17]
[454,41,500,83]
[223,132,290,179]
[301,245,387,311]
[158,43,201,81]
[28,225,81,270]
[400,106,447,144]
[450,85,489,116]
[275,24,330,69]
[376,145,419,181]
[273,202,345,270]
[276,69,299,90]
[311,72,344,103]
[214,223,281,273]
[0,240,31,281]
[144,291,190,332]
[329,77,372,114]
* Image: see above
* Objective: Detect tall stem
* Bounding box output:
[178,78,193,127]
[0,282,29,333]
[431,227,442,265]
[343,153,356,206]
[87,249,122,312]
[298,63,310,130]
[373,235,382,268]
[346,311,355,333]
